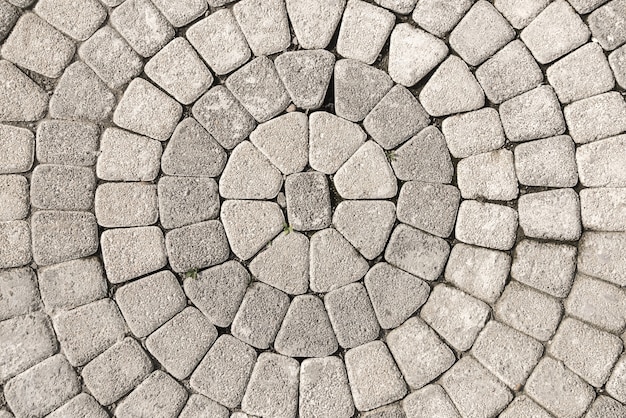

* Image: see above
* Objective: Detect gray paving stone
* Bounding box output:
[4,354,80,418]
[184,260,249,327]
[345,341,407,412]
[242,353,299,418]
[31,165,95,211]
[274,295,338,357]
[82,337,153,406]
[499,85,566,142]
[308,111,366,174]
[100,226,167,284]
[578,232,626,287]
[299,356,354,418]
[46,393,108,418]
[526,357,595,418]
[514,135,578,187]
[78,26,144,89]
[146,307,217,380]
[402,385,459,418]
[586,395,626,418]
[52,298,126,366]
[95,183,158,228]
[1,13,74,78]
[286,0,345,50]
[333,200,396,260]
[115,370,188,418]
[190,334,257,409]
[31,211,98,266]
[309,228,369,292]
[334,59,393,122]
[38,257,106,313]
[375,0,417,14]
[588,0,626,50]
[610,44,626,88]
[275,50,335,110]
[565,92,626,145]
[231,282,289,349]
[494,0,550,29]
[113,78,182,141]
[499,395,552,418]
[286,172,331,231]
[96,128,162,182]
[0,175,28,221]
[336,0,394,64]
[518,188,582,241]
[186,9,251,76]
[0,312,57,383]
[34,0,105,41]
[166,220,230,273]
[442,108,505,158]
[566,273,626,333]
[495,281,563,341]
[249,112,308,175]
[387,23,448,87]
[0,268,39,321]
[457,149,518,201]
[249,231,309,295]
[419,56,485,117]
[362,404,406,418]
[179,394,229,418]
[411,0,473,38]
[0,61,48,122]
[568,0,610,12]
[577,134,626,187]
[151,0,207,27]
[606,355,626,403]
[158,177,219,230]
[475,40,544,105]
[110,0,174,58]
[35,120,99,167]
[444,243,510,304]
[397,181,459,238]
[580,188,626,231]
[0,125,33,173]
[0,0,18,42]
[233,0,291,56]
[0,220,30,269]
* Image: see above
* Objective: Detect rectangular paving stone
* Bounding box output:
[158,177,219,230]
[577,134,626,187]
[580,187,626,232]
[578,232,626,286]
[232,0,291,56]
[588,0,626,50]
[36,120,99,167]
[0,124,33,174]
[46,393,108,418]
[495,0,549,29]
[564,92,626,145]
[299,356,354,418]
[397,181,460,238]
[0,175,28,221]
[151,0,207,27]
[95,183,158,228]
[286,172,331,231]
[30,165,95,211]
[114,370,188,418]
[165,220,230,273]
[34,0,106,41]
[0,220,30,268]
[0,267,40,321]
[518,188,581,241]
[457,149,518,201]
[442,108,505,158]
[514,135,578,188]
[96,128,162,182]
[455,200,518,251]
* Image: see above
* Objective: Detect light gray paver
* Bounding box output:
[499,395,552,418]
[0,175,28,221]
[35,120,99,167]
[158,177,220,230]
[375,0,417,13]
[96,128,162,182]
[606,355,626,403]
[0,220,30,269]
[286,0,345,50]
[0,125,34,173]
[0,61,48,122]
[325,283,380,348]
[580,188,626,231]
[411,0,473,38]
[494,0,550,29]
[46,393,108,418]
[441,108,505,158]
[577,134,626,187]
[588,0,626,50]
[610,44,626,88]
[362,404,406,418]
[95,183,158,228]
[34,0,105,41]
[0,268,39,321]
[233,0,291,56]
[275,50,335,110]
[115,371,188,418]
[31,165,95,211]
[0,0,18,42]
[565,92,626,145]
[518,188,582,241]
[457,149,518,201]
[166,220,230,273]
[514,135,578,187]
[286,172,331,231]
[455,200,518,251]
[179,395,229,418]
[151,0,207,27]
[402,385,460,418]
[586,395,626,418]
[299,356,354,418]
[578,232,626,287]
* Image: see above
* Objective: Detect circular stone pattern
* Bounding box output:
[1,0,626,417]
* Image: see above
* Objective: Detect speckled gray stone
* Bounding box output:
[0,0,18,42]
[34,0,106,41]
[0,124,34,173]
[586,395,626,418]
[402,384,460,418]
[31,165,95,211]
[96,128,162,182]
[0,61,48,122]
[114,370,188,418]
[95,183,158,228]
[325,283,380,348]
[35,120,99,167]
[275,50,335,110]
[46,393,108,418]
[392,126,452,183]
[158,177,220,230]
[412,0,473,38]
[397,181,460,238]
[518,188,581,241]
[286,172,331,231]
[588,0,626,50]
[564,92,626,145]
[442,108,506,158]
[0,175,28,221]
[499,395,552,418]
[578,231,626,286]
[0,220,31,269]
[577,134,626,187]
[151,0,207,27]
[494,0,550,29]
[514,135,578,187]
[299,356,354,418]
[179,395,229,418]
[233,0,291,56]
[610,44,626,88]
[457,149,518,201]
[580,187,626,231]
[456,200,519,249]
[165,220,230,273]
[606,355,626,403]
[0,267,39,321]
[286,0,345,50]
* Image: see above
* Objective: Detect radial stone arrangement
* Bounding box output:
[2,0,626,417]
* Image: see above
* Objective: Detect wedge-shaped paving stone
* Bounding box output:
[242,353,300,418]
[31,165,95,211]
[0,125,34,173]
[309,228,369,292]
[1,13,74,78]
[190,335,257,409]
[231,282,289,349]
[221,200,284,260]
[565,92,626,145]
[188,13,249,77]
[441,357,512,418]
[115,371,187,418]
[166,220,230,273]
[442,108,505,158]
[607,355,626,403]
[457,149,518,201]
[286,172,331,231]
[325,283,379,349]
[336,0,395,64]
[387,317,455,390]
[184,261,249,327]
[110,0,174,58]
[402,384,460,418]
[34,0,105,41]
[286,0,345,50]
[419,56,485,117]
[299,356,354,418]
[275,295,338,357]
[445,243,510,304]
[499,395,552,418]
[566,273,626,333]
[411,0,473,38]
[249,231,309,295]
[521,0,590,64]
[32,211,98,266]
[421,284,490,351]
[308,111,366,174]
[116,271,186,338]
[158,177,220,230]
[586,395,626,418]
[610,45,626,88]
[365,263,429,330]
[96,128,162,181]
[514,135,578,187]
[397,181,460,238]
[95,183,158,228]
[388,23,448,87]
[250,112,308,175]
[179,395,229,418]
[36,120,99,167]
[578,232,626,287]
[494,0,550,29]
[0,220,30,269]
[233,0,290,56]
[334,141,397,199]
[495,281,562,341]
[53,299,126,366]
[0,268,40,321]
[100,226,167,284]
[456,201,518,251]
[364,85,430,150]
[499,85,565,142]
[577,134,626,187]
[345,341,407,412]
[0,175,28,221]
[151,0,207,27]
[114,78,182,141]
[0,0,18,42]
[146,307,217,380]
[0,61,48,122]
[580,188,626,231]
[275,50,335,110]
[588,0,626,50]
[525,358,595,418]
[518,189,582,241]
[46,393,108,418]
[450,1,515,66]
[4,354,80,418]
[334,59,393,122]
[333,200,396,260]
[78,26,144,89]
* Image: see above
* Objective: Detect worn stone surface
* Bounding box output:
[457,149,518,201]
[392,126,453,183]
[577,134,626,187]
[0,124,34,173]
[299,356,354,418]
[0,61,48,122]
[0,175,28,221]
[46,393,108,418]
[455,200,518,251]
[442,108,505,158]
[518,188,582,241]
[151,0,207,27]
[286,0,345,50]
[95,183,158,228]
[158,177,220,230]
[514,135,578,187]
[580,187,626,232]
[96,128,162,182]
[166,220,230,272]
[179,395,229,418]
[325,283,379,348]
[309,111,366,174]
[275,50,335,110]
[233,0,291,56]
[286,172,331,231]
[115,370,188,418]
[565,92,626,145]
[397,181,460,238]
[35,120,99,167]
[402,384,460,418]
[31,164,95,211]
[588,0,626,51]
[494,0,550,29]
[0,267,40,321]
[412,0,473,37]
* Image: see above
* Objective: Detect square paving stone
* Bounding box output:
[0,124,33,174]
[100,226,167,284]
[285,172,331,231]
[411,0,473,38]
[442,108,505,158]
[402,384,460,418]
[35,120,99,167]
[564,92,626,145]
[158,177,220,230]
[610,44,626,88]
[0,267,40,321]
[52,298,127,366]
[95,183,158,228]
[151,0,207,27]
[285,0,345,50]
[455,200,518,251]
[299,356,354,418]
[30,165,95,211]
[114,370,188,418]
[0,220,30,269]
[165,220,230,273]
[0,175,28,221]
[0,60,49,122]
[588,0,626,50]
[146,307,217,380]
[607,355,626,403]
[179,394,229,418]
[580,187,626,232]
[96,128,162,182]
[457,149,518,201]
[46,393,108,418]
[514,135,578,187]
[82,337,154,406]
[232,0,291,56]
[494,0,550,29]
[518,188,582,241]
[34,0,105,41]
[577,134,626,187]
[391,126,453,183]
[499,395,552,418]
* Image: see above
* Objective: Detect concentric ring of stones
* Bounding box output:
[1,0,626,417]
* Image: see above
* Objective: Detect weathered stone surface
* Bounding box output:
[577,134,626,187]
[610,44,626,88]
[402,384,460,418]
[179,395,229,418]
[166,220,230,273]
[442,108,505,158]
[580,187,626,232]
[578,232,626,286]
[588,0,626,51]
[151,0,207,27]
[518,188,582,241]
[114,371,188,418]
[0,220,31,269]
[158,177,220,230]
[494,0,550,29]
[499,395,552,418]
[0,175,28,221]
[31,164,95,211]
[286,172,331,231]
[35,120,99,167]
[325,283,379,348]
[0,268,39,321]
[455,200,518,251]
[514,135,578,187]
[34,0,105,41]
[96,128,162,182]
[412,0,473,37]
[392,127,453,183]
[565,92,626,145]
[233,0,291,56]
[46,393,108,418]
[275,50,335,110]
[309,111,366,174]
[457,149,518,201]
[286,0,345,50]
[95,183,158,228]
[0,61,48,122]
[607,354,626,403]
[397,181,460,238]
[586,395,626,418]
[299,356,354,418]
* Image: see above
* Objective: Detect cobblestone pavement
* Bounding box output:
[1,0,626,417]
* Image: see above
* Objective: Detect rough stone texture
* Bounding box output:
[299,356,354,418]
[442,108,505,158]
[275,50,335,110]
[179,395,229,418]
[577,134,626,187]
[0,61,48,122]
[96,128,162,182]
[412,0,473,38]
[518,188,582,241]
[34,0,105,41]
[606,355,626,403]
[0,175,28,221]
[115,370,188,418]
[46,393,108,418]
[580,187,626,232]
[0,268,40,321]
[494,0,550,29]
[457,149,518,201]
[402,384,460,418]
[0,220,30,269]
[151,0,207,27]
[158,177,220,230]
[578,232,626,287]
[0,0,18,42]
[286,0,345,50]
[362,404,406,418]
[499,395,552,418]
[0,125,34,173]
[566,273,626,333]
[233,0,291,56]
[35,120,99,167]
[565,92,626,145]
[95,183,158,228]
[586,395,626,418]
[455,200,518,251]
[166,220,230,272]
[588,0,626,51]
[286,172,331,231]
[31,165,95,211]
[514,135,578,187]
[610,44,626,88]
